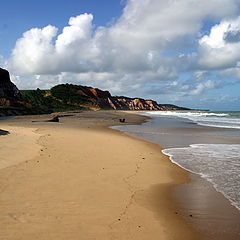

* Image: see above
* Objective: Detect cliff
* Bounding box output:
[0,68,189,116]
[48,84,189,111]
[0,68,24,106]
[0,68,33,116]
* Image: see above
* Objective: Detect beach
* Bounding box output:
[1,0,240,239]
[114,111,240,239]
[1,110,240,240]
[0,111,199,240]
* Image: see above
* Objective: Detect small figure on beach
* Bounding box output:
[119,118,125,123]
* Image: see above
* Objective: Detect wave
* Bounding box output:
[162,144,240,210]
[144,111,240,129]
[148,111,230,117]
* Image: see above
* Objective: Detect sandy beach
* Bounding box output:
[0,111,201,240]
[114,112,240,240]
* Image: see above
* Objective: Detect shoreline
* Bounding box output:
[163,147,240,211]
[112,112,240,239]
[1,110,239,239]
[172,173,240,240]
[0,111,200,240]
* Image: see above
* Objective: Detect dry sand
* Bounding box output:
[0,111,199,240]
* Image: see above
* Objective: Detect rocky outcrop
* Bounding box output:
[110,97,163,110]
[76,87,112,99]
[0,68,24,106]
[82,87,115,109]
[0,68,33,116]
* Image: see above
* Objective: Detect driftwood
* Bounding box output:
[47,116,59,122]
[0,129,9,135]
[32,116,60,123]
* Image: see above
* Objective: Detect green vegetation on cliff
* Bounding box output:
[20,88,85,113]
[1,67,190,116]
[51,84,92,105]
[16,83,190,115]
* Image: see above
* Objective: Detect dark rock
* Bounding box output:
[32,116,60,123]
[119,118,126,123]
[0,129,9,135]
[0,68,12,83]
[47,116,59,122]
[0,68,23,102]
[0,68,25,113]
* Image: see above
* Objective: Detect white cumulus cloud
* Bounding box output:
[198,16,240,69]
[10,25,58,74]
[3,0,240,104]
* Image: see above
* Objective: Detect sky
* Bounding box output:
[1,0,240,111]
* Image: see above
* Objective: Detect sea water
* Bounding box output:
[147,111,240,129]
[163,144,240,210]
[113,111,240,210]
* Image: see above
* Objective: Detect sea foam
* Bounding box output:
[163,144,240,210]
[144,111,240,129]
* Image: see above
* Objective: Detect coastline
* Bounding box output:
[172,173,240,240]
[113,112,240,239]
[0,111,199,240]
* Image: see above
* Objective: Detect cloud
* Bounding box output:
[189,80,216,95]
[9,0,239,74]
[3,0,240,106]
[10,25,58,74]
[198,16,240,69]
[224,29,240,43]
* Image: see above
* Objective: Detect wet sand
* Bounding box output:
[173,174,240,240]
[113,113,240,239]
[0,111,199,240]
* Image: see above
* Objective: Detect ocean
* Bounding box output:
[113,111,240,211]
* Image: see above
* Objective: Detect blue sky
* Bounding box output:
[0,0,123,57]
[1,0,240,111]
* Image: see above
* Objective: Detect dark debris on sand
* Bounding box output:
[0,129,9,135]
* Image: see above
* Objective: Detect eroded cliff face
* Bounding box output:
[82,87,114,110]
[109,97,163,110]
[66,86,188,111]
[68,87,165,110]
[49,83,189,111]
[76,87,112,99]
[0,69,189,116]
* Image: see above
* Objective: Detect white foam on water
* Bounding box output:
[144,111,240,129]
[162,144,240,210]
[147,111,230,117]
